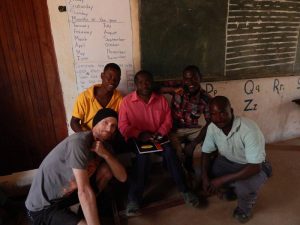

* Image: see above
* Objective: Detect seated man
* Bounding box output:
[201,96,271,223]
[70,63,123,132]
[118,70,200,216]
[162,65,211,173]
[26,108,127,225]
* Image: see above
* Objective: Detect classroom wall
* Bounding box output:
[47,0,300,143]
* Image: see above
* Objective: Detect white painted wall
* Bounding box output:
[47,0,300,143]
[202,77,300,143]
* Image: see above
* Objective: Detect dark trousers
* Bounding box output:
[27,173,103,225]
[128,142,188,203]
[211,156,268,215]
[27,191,81,225]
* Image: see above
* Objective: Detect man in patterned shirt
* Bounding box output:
[167,65,211,174]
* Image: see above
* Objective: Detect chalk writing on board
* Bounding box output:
[225,0,300,76]
[66,0,134,93]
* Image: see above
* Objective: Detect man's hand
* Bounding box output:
[70,116,84,132]
[202,176,211,194]
[202,178,221,195]
[210,177,225,190]
[174,87,184,95]
[152,132,163,141]
[91,141,110,159]
[138,131,154,143]
[91,141,127,183]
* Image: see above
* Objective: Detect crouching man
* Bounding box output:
[201,96,271,223]
[26,108,127,225]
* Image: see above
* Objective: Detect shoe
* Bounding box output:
[125,201,141,217]
[182,191,200,208]
[233,207,252,223]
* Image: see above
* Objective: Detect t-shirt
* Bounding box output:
[72,84,123,130]
[25,132,103,211]
[202,116,265,164]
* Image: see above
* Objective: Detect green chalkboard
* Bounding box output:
[139,0,300,81]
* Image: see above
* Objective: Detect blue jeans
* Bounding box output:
[128,142,187,203]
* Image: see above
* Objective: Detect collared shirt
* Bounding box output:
[118,91,172,141]
[202,116,265,164]
[72,84,123,130]
[171,88,211,128]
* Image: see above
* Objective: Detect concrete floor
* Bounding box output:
[123,138,300,225]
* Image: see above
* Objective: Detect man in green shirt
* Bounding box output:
[201,96,271,223]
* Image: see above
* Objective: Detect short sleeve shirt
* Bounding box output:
[171,88,211,128]
[202,116,265,164]
[25,132,103,211]
[72,84,123,130]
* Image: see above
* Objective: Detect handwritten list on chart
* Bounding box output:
[66,0,134,93]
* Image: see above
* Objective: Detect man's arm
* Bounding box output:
[92,141,127,182]
[73,168,100,225]
[118,100,141,140]
[156,96,173,136]
[201,152,213,193]
[70,116,84,132]
[209,164,261,192]
[159,86,184,95]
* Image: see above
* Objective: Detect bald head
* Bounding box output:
[209,96,233,133]
[209,96,231,109]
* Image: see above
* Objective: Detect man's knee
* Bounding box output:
[97,165,113,181]
[163,144,177,158]
[77,219,87,225]
[235,171,267,197]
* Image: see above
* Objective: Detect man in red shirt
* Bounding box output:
[119,70,200,216]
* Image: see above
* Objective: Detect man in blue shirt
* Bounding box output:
[201,96,271,223]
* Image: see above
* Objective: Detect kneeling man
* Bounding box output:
[201,96,271,223]
[26,108,127,225]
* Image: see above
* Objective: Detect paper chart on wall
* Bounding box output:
[66,0,134,94]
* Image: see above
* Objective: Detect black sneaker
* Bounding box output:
[182,191,200,208]
[125,201,141,217]
[233,207,252,223]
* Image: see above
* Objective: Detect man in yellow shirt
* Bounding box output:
[71,63,123,132]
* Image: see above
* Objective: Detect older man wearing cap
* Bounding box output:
[26,108,127,225]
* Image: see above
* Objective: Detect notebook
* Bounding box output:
[134,137,170,154]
